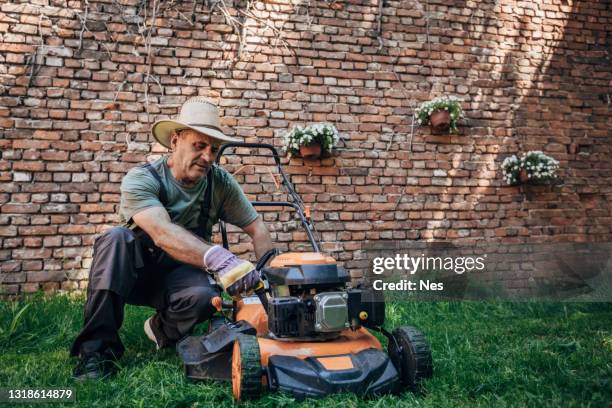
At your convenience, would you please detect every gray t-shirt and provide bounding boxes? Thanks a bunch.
[119,156,258,241]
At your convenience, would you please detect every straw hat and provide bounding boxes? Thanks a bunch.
[151,97,240,148]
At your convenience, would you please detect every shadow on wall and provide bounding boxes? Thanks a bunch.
[421,0,609,242]
[509,0,610,242]
[352,0,609,284]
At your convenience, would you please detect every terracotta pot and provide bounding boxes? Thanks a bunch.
[430,109,451,130]
[300,144,322,159]
[519,168,529,183]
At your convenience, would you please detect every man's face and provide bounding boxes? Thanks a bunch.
[170,129,220,184]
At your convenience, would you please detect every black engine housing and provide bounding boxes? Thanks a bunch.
[263,264,385,338]
[268,296,314,337]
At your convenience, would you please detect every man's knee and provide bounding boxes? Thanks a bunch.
[174,286,220,319]
[97,227,135,246]
[190,286,219,314]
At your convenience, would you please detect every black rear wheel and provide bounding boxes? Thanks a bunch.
[388,326,433,392]
[232,334,263,401]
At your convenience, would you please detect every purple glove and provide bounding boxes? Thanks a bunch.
[203,245,261,298]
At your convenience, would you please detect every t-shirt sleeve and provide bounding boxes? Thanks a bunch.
[217,169,258,228]
[119,167,165,225]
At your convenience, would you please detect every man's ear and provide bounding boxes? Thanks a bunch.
[170,130,180,150]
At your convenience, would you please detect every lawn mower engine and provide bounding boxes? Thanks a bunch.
[264,252,384,341]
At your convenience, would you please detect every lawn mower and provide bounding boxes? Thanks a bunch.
[177,142,433,401]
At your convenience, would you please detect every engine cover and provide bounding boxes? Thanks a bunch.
[314,292,349,332]
[262,252,349,287]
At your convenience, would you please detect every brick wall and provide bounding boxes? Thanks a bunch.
[0,0,610,295]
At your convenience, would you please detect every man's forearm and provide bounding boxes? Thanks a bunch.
[242,216,275,260]
[154,223,212,267]
[252,230,275,259]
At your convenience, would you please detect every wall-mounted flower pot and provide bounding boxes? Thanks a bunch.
[300,143,322,159]
[519,183,553,200]
[517,178,563,200]
[430,109,450,131]
[519,168,529,183]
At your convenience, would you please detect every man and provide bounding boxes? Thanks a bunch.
[71,97,274,380]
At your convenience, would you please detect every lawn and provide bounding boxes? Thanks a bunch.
[0,295,610,407]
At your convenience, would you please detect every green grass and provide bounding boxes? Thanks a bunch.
[0,295,610,407]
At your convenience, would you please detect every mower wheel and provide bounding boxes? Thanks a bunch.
[388,326,433,392]
[232,334,263,401]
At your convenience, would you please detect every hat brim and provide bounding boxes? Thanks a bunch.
[151,120,240,148]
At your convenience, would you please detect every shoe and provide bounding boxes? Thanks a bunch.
[144,316,161,350]
[73,352,117,381]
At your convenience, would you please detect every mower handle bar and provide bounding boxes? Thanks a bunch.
[215,142,308,212]
[251,202,320,252]
[215,142,321,253]
[216,142,283,166]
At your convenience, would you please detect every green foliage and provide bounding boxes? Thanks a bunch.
[414,96,464,133]
[0,295,610,407]
[283,123,339,158]
[0,302,30,340]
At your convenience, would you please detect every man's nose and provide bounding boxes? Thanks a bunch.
[200,147,215,163]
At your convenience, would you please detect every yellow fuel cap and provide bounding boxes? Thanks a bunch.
[359,311,368,320]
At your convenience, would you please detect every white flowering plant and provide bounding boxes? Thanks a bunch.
[414,95,464,133]
[284,123,339,158]
[501,151,560,185]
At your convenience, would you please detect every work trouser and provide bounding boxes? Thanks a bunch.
[70,226,220,359]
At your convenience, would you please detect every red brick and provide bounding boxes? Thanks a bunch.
[1,203,40,213]
[12,248,52,259]
[26,270,65,282]
[12,161,45,171]
[18,226,58,235]
[12,140,50,149]
[0,226,17,236]
[79,203,115,213]
[22,260,42,270]
[0,261,21,273]
[23,237,42,247]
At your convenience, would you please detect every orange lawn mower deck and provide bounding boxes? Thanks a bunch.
[176,143,433,401]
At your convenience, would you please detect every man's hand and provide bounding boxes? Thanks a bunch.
[203,245,261,298]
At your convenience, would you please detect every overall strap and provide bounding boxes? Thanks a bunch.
[197,165,215,238]
[142,162,168,205]
[134,162,171,265]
